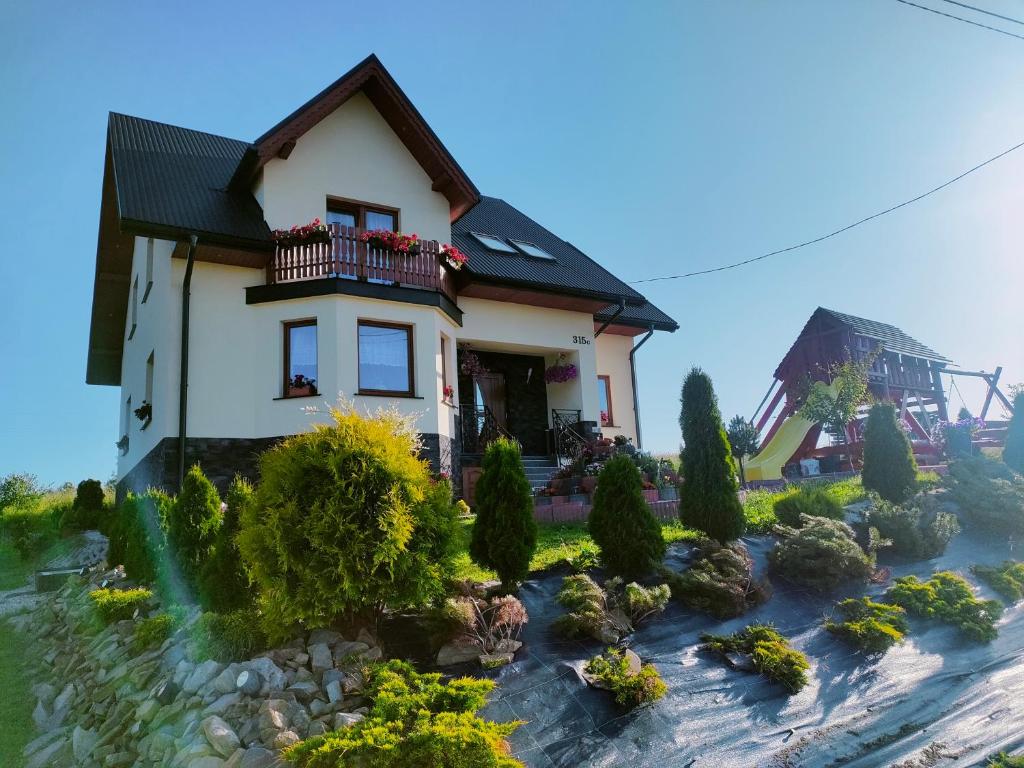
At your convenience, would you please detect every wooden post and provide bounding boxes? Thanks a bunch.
[980,366,1002,420]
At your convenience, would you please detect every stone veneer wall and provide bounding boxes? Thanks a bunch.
[118,433,456,502]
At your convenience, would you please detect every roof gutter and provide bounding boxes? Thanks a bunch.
[178,235,199,490]
[629,325,656,449]
[593,297,625,338]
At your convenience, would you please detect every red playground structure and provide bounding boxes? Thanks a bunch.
[744,307,1015,482]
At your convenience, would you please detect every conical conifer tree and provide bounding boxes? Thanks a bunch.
[862,403,917,503]
[470,437,538,588]
[1001,392,1024,475]
[589,455,666,577]
[678,368,745,544]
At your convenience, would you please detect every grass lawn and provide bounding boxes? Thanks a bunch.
[0,537,78,592]
[0,619,33,767]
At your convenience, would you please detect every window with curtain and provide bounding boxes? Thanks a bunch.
[358,321,413,395]
[284,320,318,396]
[327,200,397,231]
[597,375,613,426]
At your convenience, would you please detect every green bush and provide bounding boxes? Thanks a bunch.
[285,660,523,768]
[90,587,153,623]
[552,574,669,643]
[768,516,873,591]
[946,457,1024,536]
[199,476,254,612]
[194,609,267,662]
[862,403,918,503]
[166,465,221,584]
[866,493,959,560]
[134,614,175,651]
[105,492,168,583]
[469,437,537,588]
[886,571,1002,642]
[988,753,1024,768]
[824,597,908,652]
[701,624,810,693]
[773,486,844,527]
[678,367,745,544]
[60,479,106,532]
[583,649,667,709]
[238,404,459,641]
[588,455,666,578]
[1003,392,1024,474]
[663,539,769,618]
[970,561,1024,602]
[1,503,58,559]
[564,541,600,573]
[0,473,42,515]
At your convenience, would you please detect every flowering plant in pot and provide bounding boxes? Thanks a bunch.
[544,354,578,384]
[359,228,421,254]
[442,384,455,403]
[440,244,469,270]
[133,400,152,423]
[116,435,129,455]
[930,415,984,458]
[271,217,331,248]
[287,374,317,397]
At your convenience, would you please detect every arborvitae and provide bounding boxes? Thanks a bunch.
[1003,392,1024,475]
[469,437,538,588]
[589,455,666,578]
[199,475,255,612]
[862,403,917,503]
[678,368,746,544]
[168,464,222,583]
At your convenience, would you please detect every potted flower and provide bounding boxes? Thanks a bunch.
[359,229,421,254]
[440,244,469,270]
[116,435,129,455]
[287,374,317,397]
[442,384,455,403]
[134,400,152,425]
[544,354,578,384]
[271,218,331,248]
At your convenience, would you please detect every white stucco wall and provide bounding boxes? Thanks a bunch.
[595,333,639,445]
[258,92,452,244]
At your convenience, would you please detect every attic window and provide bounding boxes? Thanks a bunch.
[510,240,555,260]
[470,232,516,253]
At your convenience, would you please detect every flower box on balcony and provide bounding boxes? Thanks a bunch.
[440,244,468,270]
[272,218,330,248]
[360,229,420,254]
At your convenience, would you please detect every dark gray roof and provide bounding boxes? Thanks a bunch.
[452,197,647,304]
[819,307,951,362]
[108,113,271,247]
[595,300,678,332]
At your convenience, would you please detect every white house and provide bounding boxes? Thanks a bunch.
[86,55,677,498]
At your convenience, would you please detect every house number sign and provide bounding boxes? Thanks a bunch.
[572,335,591,345]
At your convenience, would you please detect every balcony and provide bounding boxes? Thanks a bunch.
[250,224,461,321]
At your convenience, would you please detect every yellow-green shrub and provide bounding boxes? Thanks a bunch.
[90,587,153,623]
[194,609,267,662]
[971,561,1024,602]
[824,597,907,652]
[583,648,667,709]
[702,624,810,693]
[886,571,1002,642]
[134,614,175,651]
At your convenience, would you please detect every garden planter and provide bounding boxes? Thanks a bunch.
[658,487,678,501]
[642,489,659,503]
[551,477,577,495]
[569,493,590,504]
[548,495,569,505]
[534,496,552,507]
[580,476,598,494]
[287,385,317,397]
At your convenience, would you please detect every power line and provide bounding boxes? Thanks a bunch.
[893,0,1024,41]
[630,137,1024,284]
[939,0,1024,27]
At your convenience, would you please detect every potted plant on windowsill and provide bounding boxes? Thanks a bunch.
[116,435,129,455]
[440,244,469,270]
[442,384,455,404]
[133,400,152,427]
[359,229,421,254]
[287,374,317,398]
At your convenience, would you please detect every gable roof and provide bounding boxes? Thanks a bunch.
[108,112,271,247]
[230,54,479,220]
[817,307,951,362]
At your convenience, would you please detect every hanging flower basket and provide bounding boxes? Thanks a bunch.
[440,244,469,270]
[133,400,152,423]
[459,349,489,377]
[360,229,421,254]
[544,354,578,384]
[272,218,331,248]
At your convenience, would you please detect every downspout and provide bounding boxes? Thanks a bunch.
[594,297,625,338]
[629,325,655,449]
[178,235,199,490]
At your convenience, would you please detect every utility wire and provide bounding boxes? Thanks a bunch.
[939,0,1024,27]
[893,0,1024,41]
[630,137,1024,284]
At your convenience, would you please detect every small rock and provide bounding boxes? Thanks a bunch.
[332,641,370,661]
[212,664,241,694]
[287,681,319,702]
[271,730,300,750]
[436,639,481,666]
[188,757,226,768]
[203,715,241,758]
[239,746,278,768]
[493,639,523,655]
[308,643,333,674]
[306,720,328,738]
[333,712,365,730]
[325,680,344,704]
[184,660,225,694]
[72,725,99,762]
[31,700,50,730]
[236,670,262,696]
[309,628,343,647]
[355,627,377,647]
[154,678,180,705]
[204,692,242,716]
[724,651,757,672]
[359,646,383,662]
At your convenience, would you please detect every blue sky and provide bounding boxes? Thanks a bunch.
[1,1,1022,485]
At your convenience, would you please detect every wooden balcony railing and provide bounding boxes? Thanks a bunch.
[268,224,457,304]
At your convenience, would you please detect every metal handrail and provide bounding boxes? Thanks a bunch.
[552,409,587,466]
[460,404,519,454]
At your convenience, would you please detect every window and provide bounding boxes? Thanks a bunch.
[283,320,318,397]
[440,334,452,402]
[509,239,555,260]
[142,238,154,302]
[128,277,138,340]
[470,232,517,253]
[143,352,154,426]
[358,321,414,396]
[124,395,132,435]
[597,375,613,427]
[327,199,398,231]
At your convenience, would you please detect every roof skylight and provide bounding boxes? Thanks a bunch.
[510,240,555,260]
[470,232,517,253]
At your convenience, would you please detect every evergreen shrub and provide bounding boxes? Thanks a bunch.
[862,403,918,503]
[60,479,106,532]
[886,571,1002,642]
[552,574,669,643]
[824,597,908,652]
[1003,391,1024,474]
[971,561,1024,602]
[583,649,667,709]
[167,465,221,583]
[663,539,770,618]
[701,624,810,693]
[866,493,959,560]
[589,455,666,577]
[90,587,153,623]
[773,486,844,527]
[134,614,175,651]
[768,516,873,591]
[946,457,1024,536]
[199,476,254,612]
[194,609,268,662]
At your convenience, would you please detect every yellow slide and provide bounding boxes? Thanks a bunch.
[743,412,817,482]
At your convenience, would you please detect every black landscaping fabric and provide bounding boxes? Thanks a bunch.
[475,528,1023,767]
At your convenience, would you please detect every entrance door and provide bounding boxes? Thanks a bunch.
[474,373,507,428]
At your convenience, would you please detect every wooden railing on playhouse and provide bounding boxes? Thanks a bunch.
[268,224,458,304]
